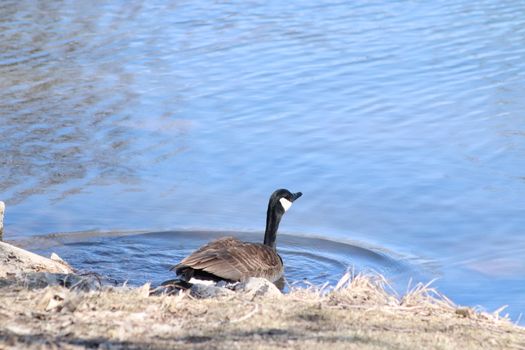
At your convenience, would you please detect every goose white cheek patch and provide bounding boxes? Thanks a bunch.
[279,198,293,212]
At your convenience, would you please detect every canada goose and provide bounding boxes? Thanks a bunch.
[171,189,302,284]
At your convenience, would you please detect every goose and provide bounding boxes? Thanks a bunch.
[170,189,302,284]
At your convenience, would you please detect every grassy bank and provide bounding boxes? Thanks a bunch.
[0,273,523,350]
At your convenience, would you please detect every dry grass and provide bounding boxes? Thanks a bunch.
[0,272,523,350]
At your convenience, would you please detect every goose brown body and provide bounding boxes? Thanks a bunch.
[171,189,302,284]
[173,237,284,282]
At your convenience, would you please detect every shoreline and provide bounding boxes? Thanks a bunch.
[0,241,523,349]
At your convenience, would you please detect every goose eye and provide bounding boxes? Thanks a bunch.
[279,197,292,212]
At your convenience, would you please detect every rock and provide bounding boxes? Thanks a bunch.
[215,280,230,288]
[14,272,105,291]
[48,253,75,277]
[235,277,282,298]
[0,271,118,292]
[0,240,119,292]
[190,282,234,298]
[0,241,74,278]
[50,252,63,262]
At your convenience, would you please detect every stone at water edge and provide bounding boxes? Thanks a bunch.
[50,252,68,264]
[190,282,235,298]
[0,241,74,278]
[234,277,283,298]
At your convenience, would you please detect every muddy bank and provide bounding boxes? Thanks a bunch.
[0,241,524,349]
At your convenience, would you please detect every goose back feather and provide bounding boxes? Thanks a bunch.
[172,237,283,282]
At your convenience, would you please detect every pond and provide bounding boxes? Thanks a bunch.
[1,0,524,322]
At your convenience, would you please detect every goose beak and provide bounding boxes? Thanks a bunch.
[291,192,302,202]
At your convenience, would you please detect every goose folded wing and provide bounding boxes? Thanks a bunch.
[173,237,281,281]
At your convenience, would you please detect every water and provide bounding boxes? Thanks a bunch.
[1,0,525,321]
[20,230,414,290]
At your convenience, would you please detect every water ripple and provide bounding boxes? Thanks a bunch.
[1,0,525,322]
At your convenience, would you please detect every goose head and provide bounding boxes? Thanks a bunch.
[264,189,302,249]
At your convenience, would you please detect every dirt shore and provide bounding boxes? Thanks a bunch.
[0,270,524,350]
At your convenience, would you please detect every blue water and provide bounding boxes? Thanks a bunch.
[23,230,415,291]
[1,0,524,322]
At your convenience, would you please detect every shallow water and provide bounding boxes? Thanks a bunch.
[22,230,416,291]
[1,0,525,321]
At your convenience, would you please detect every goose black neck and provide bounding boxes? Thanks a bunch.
[264,203,283,250]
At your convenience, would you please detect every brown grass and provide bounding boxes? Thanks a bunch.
[0,272,523,350]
